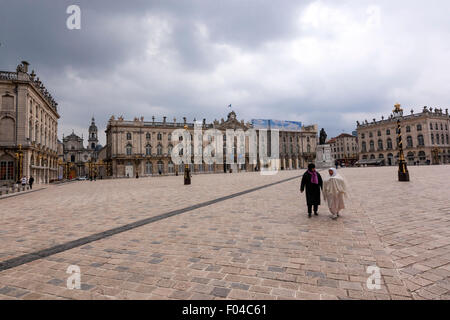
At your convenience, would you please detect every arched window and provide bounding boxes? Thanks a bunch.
[157,160,164,173]
[418,135,424,146]
[441,134,444,145]
[126,132,132,140]
[168,160,174,173]
[370,154,375,159]
[146,132,151,140]
[418,151,426,161]
[361,141,367,152]
[378,139,383,150]
[145,161,152,174]
[369,140,375,151]
[168,144,173,155]
[157,143,163,155]
[436,134,440,144]
[407,136,413,148]
[126,144,132,155]
[387,138,393,150]
[417,124,422,131]
[431,134,434,144]
[146,144,152,156]
[379,154,384,159]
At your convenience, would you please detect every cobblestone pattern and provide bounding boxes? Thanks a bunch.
[0,166,448,300]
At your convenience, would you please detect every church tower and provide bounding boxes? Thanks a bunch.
[88,117,99,150]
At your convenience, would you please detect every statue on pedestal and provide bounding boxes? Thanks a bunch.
[319,129,327,145]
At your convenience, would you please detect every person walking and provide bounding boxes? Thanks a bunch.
[29,176,34,190]
[21,176,27,188]
[300,163,323,218]
[323,168,349,220]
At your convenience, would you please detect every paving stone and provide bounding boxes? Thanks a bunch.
[0,168,447,300]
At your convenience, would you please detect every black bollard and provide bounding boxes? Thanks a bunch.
[184,166,191,185]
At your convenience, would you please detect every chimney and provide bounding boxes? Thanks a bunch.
[163,116,166,123]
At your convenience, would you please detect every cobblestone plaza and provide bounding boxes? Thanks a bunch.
[0,166,449,300]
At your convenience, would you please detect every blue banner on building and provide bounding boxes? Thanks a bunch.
[251,119,302,131]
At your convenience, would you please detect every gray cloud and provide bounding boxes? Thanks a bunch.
[1,0,450,145]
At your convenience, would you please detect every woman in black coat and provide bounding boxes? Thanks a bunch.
[300,163,323,218]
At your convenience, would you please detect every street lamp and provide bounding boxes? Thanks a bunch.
[392,103,410,182]
[183,124,191,185]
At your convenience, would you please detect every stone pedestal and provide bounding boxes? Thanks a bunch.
[315,144,334,169]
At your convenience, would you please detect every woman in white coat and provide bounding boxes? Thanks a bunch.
[323,168,349,219]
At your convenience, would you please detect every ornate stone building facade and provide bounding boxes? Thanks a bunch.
[61,117,103,179]
[356,106,450,165]
[327,133,359,166]
[0,61,59,185]
[105,111,317,178]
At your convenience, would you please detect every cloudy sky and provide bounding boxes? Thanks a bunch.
[1,0,450,146]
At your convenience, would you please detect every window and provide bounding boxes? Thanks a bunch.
[418,135,424,146]
[435,123,438,130]
[377,130,381,136]
[126,144,132,155]
[0,161,14,180]
[369,132,373,138]
[146,144,152,156]
[441,123,443,130]
[361,133,365,139]
[441,134,444,145]
[406,126,411,133]
[168,160,174,173]
[387,138,393,150]
[361,142,367,152]
[168,133,172,141]
[447,135,449,144]
[168,144,173,155]
[386,129,390,135]
[71,155,75,162]
[407,136,413,148]
[157,133,162,140]
[157,144,163,155]
[417,124,422,131]
[157,160,164,173]
[145,161,152,174]
[418,151,426,161]
[307,145,311,153]
[370,154,375,159]
[430,123,433,130]
[436,134,440,144]
[431,134,434,144]
[146,133,151,140]
[378,139,383,150]
[126,132,132,140]
[369,140,375,151]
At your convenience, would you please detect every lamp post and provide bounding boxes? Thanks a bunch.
[393,103,410,182]
[15,144,23,182]
[183,124,191,185]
